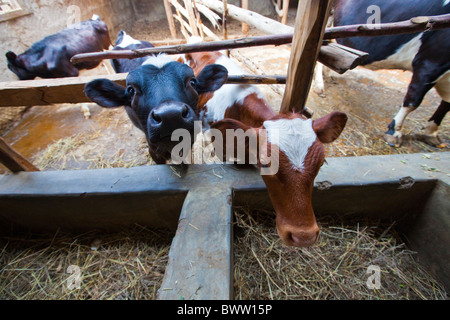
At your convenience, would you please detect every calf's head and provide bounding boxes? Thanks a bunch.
[212,111,347,247]
[84,55,227,162]
[6,52,35,80]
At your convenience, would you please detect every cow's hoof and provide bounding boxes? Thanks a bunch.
[413,133,447,148]
[384,133,402,148]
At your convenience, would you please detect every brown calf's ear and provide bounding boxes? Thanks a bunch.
[313,111,348,143]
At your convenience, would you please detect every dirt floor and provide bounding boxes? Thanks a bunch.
[1,13,448,174]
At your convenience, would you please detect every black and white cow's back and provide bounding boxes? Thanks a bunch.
[110,30,155,73]
[333,0,449,147]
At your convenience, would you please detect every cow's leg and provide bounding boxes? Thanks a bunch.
[384,64,436,147]
[423,100,449,147]
[384,106,415,147]
[312,62,325,97]
[80,103,91,119]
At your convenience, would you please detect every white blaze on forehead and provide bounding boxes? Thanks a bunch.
[142,54,175,69]
[263,118,317,171]
[204,55,262,122]
[116,32,142,48]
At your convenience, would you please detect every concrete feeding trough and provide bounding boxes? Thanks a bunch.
[0,152,448,299]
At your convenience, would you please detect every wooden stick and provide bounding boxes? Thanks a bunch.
[324,13,450,40]
[0,137,39,173]
[280,0,332,114]
[222,0,229,56]
[241,0,249,34]
[281,0,289,25]
[163,0,178,39]
[227,75,286,84]
[71,33,295,63]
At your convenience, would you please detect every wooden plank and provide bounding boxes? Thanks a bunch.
[197,0,293,35]
[0,73,287,107]
[319,42,368,74]
[0,73,126,107]
[0,137,39,173]
[183,0,200,37]
[157,185,233,300]
[280,0,332,114]
[163,0,178,39]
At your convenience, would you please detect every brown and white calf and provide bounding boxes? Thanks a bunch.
[181,51,348,247]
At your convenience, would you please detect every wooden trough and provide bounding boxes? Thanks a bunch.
[0,153,449,298]
[1,0,449,299]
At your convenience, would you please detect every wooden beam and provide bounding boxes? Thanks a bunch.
[319,41,368,74]
[280,0,332,114]
[0,137,39,173]
[0,73,126,107]
[198,0,293,34]
[0,74,287,107]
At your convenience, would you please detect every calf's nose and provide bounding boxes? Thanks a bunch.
[148,102,195,140]
[281,224,320,248]
[150,103,191,125]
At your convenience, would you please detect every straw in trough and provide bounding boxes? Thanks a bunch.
[233,208,447,300]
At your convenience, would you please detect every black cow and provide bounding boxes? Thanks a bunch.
[334,0,449,147]
[84,54,228,164]
[6,16,111,80]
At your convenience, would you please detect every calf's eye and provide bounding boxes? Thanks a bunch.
[190,78,198,89]
[126,86,135,96]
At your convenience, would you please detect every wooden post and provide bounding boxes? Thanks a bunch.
[281,0,289,25]
[241,0,249,34]
[223,0,229,56]
[183,0,200,37]
[163,0,178,39]
[0,137,39,173]
[280,0,332,114]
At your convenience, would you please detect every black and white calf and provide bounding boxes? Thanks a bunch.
[110,30,155,73]
[6,15,111,80]
[334,0,449,147]
[84,53,228,163]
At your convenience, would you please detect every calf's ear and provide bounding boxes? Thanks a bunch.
[84,79,130,108]
[195,64,228,93]
[6,51,17,61]
[312,111,347,143]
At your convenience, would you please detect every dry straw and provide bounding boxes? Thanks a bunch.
[0,225,173,300]
[233,208,447,300]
